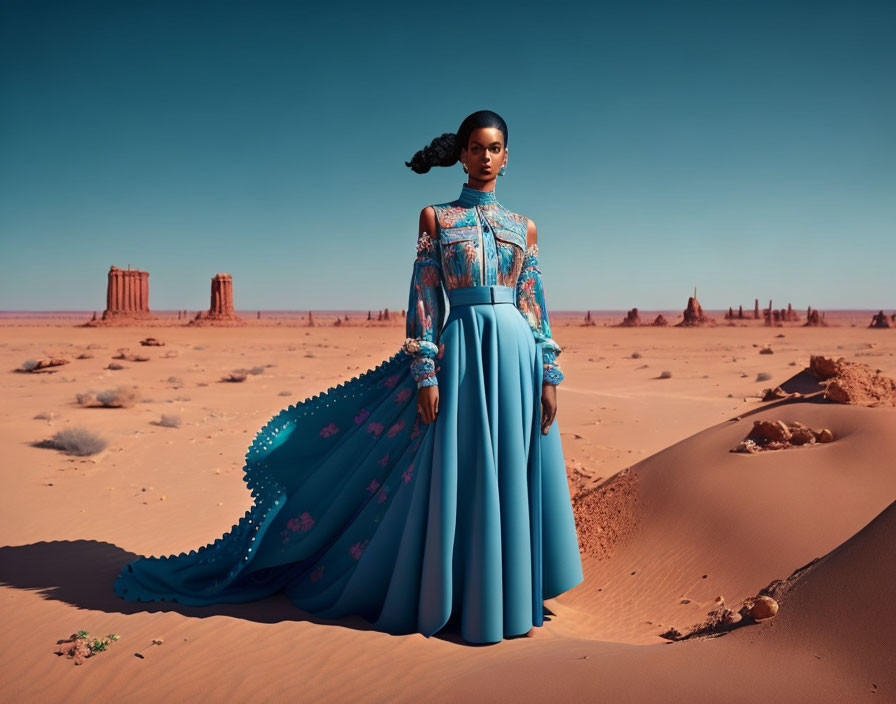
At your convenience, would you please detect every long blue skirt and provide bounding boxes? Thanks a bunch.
[114,285,584,644]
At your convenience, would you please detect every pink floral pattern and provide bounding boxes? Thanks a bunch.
[402,464,414,484]
[349,539,369,561]
[386,419,405,438]
[353,408,370,425]
[287,512,314,532]
[366,421,384,436]
[319,422,339,438]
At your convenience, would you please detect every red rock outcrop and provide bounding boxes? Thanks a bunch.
[809,355,896,407]
[651,314,668,326]
[207,273,239,320]
[803,308,827,327]
[870,310,891,328]
[189,273,246,326]
[675,296,713,327]
[91,266,154,324]
[619,308,641,327]
[753,298,759,319]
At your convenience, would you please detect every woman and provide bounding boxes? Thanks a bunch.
[114,110,583,644]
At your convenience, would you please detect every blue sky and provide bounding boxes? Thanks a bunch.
[1,0,893,311]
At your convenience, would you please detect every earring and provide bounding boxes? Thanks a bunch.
[499,163,506,176]
[462,162,468,174]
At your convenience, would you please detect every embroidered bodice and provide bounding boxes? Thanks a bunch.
[405,183,564,388]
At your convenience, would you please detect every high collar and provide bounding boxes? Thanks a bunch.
[457,183,498,207]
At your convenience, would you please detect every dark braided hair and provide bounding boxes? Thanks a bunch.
[405,110,508,174]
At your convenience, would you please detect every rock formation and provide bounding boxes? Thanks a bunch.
[207,273,239,320]
[619,307,641,327]
[870,310,891,328]
[583,310,596,326]
[189,273,246,326]
[754,299,759,319]
[809,355,896,407]
[651,314,668,326]
[784,303,799,322]
[676,294,712,327]
[803,308,827,327]
[90,266,154,324]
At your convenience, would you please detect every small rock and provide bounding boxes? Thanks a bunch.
[746,595,778,621]
[814,428,834,443]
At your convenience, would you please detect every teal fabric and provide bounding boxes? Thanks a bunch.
[114,229,584,645]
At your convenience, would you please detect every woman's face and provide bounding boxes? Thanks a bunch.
[460,127,506,185]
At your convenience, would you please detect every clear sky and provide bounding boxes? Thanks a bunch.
[1,0,893,312]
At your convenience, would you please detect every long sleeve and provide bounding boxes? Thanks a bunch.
[515,244,565,385]
[404,230,446,388]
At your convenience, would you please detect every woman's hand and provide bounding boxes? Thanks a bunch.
[541,382,557,434]
[418,385,439,424]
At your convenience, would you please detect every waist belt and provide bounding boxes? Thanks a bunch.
[447,285,516,307]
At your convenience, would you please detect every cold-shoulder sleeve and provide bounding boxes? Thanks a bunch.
[516,243,565,385]
[404,230,446,388]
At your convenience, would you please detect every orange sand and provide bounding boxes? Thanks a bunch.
[1,311,894,703]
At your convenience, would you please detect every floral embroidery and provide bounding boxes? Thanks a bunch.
[402,464,414,484]
[406,188,564,387]
[319,422,339,438]
[353,408,370,425]
[386,419,405,438]
[376,487,388,503]
[409,417,422,439]
[394,387,413,404]
[366,421,384,436]
[287,512,314,532]
[382,374,400,388]
[366,479,380,493]
[377,452,390,467]
[349,539,369,561]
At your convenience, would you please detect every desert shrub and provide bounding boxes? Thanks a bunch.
[756,372,772,382]
[21,359,39,371]
[49,427,107,456]
[33,411,55,420]
[278,390,292,396]
[631,352,642,359]
[167,376,183,385]
[96,385,140,407]
[107,362,124,370]
[157,414,182,428]
[76,391,96,406]
[659,370,672,379]
[249,366,265,375]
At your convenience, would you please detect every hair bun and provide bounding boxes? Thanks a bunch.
[405,132,461,174]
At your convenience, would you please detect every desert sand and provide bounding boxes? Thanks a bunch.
[1,309,894,703]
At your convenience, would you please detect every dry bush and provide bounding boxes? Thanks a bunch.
[659,370,672,379]
[157,414,182,428]
[49,427,108,456]
[76,391,97,406]
[756,372,772,382]
[96,385,140,408]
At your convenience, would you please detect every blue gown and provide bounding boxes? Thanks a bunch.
[114,183,584,644]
